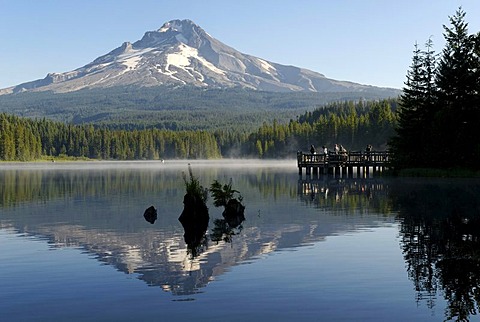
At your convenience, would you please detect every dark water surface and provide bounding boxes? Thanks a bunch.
[1,160,479,321]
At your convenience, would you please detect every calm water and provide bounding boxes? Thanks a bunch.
[1,160,479,321]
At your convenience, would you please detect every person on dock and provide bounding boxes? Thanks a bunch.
[334,144,339,154]
[339,145,348,161]
[365,144,372,161]
[310,144,316,154]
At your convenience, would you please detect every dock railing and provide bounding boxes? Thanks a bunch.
[297,150,391,176]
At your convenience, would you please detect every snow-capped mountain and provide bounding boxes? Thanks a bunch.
[1,19,398,95]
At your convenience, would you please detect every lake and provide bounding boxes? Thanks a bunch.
[1,160,479,321]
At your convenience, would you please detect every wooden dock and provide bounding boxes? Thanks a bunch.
[297,150,391,177]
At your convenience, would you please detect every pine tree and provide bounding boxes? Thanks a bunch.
[435,7,479,167]
[390,41,436,168]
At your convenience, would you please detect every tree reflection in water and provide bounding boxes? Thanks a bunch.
[178,169,246,259]
[298,176,480,321]
[211,206,245,244]
[391,179,480,321]
[178,193,209,259]
[210,179,245,244]
[179,166,210,259]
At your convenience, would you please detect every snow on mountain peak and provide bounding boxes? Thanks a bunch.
[1,18,401,96]
[158,22,175,33]
[133,19,202,49]
[158,19,195,34]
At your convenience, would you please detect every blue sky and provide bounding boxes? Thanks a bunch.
[0,0,479,90]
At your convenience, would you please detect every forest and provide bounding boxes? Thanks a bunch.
[0,85,398,132]
[0,7,478,170]
[0,98,397,161]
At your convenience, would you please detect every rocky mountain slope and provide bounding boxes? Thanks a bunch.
[0,19,399,95]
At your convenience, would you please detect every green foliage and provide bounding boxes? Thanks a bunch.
[434,7,480,168]
[209,179,242,208]
[182,165,208,203]
[245,99,399,158]
[389,39,437,168]
[0,112,225,161]
[0,113,42,161]
[0,96,401,161]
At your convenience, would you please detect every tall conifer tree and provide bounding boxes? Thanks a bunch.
[390,40,436,168]
[435,7,479,167]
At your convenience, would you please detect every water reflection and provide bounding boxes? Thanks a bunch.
[179,193,210,259]
[175,167,248,260]
[390,178,480,321]
[1,165,395,298]
[1,163,480,321]
[297,177,392,214]
[211,213,245,244]
[209,178,246,244]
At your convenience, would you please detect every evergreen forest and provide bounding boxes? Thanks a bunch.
[0,98,397,161]
[0,86,397,132]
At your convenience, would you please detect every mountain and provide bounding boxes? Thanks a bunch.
[0,19,399,95]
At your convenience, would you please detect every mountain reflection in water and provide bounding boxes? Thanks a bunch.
[1,161,480,321]
[0,163,394,297]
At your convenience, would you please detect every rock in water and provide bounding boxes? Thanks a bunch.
[143,205,157,224]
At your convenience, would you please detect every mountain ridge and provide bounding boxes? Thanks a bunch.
[0,19,400,96]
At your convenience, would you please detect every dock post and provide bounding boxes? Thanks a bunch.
[335,166,341,178]
[297,151,303,176]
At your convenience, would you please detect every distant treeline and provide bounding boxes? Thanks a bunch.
[243,98,398,158]
[0,113,221,160]
[0,98,398,161]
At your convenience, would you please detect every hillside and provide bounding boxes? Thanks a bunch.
[0,86,399,131]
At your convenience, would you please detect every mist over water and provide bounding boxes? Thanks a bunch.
[0,159,297,170]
